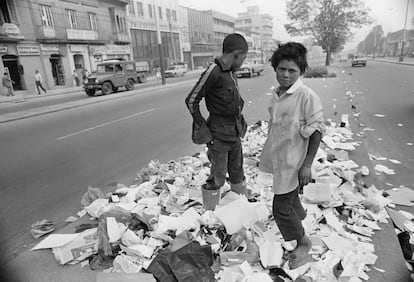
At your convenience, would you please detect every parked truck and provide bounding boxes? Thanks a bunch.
[83,60,149,96]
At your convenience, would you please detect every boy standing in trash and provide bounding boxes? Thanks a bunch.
[185,33,249,195]
[259,42,324,269]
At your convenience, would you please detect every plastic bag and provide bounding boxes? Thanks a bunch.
[81,186,105,206]
[97,207,132,257]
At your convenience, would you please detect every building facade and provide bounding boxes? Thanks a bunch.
[235,6,277,56]
[0,0,131,93]
[127,0,181,71]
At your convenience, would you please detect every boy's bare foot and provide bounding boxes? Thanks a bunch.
[287,235,312,269]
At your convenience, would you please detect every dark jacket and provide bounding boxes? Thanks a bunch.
[185,58,246,142]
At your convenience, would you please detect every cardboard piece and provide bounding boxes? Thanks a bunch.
[32,234,80,251]
[52,228,98,264]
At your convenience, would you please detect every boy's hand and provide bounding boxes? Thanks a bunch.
[298,165,312,187]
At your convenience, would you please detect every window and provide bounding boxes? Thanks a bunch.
[39,5,54,27]
[88,12,97,30]
[148,4,153,18]
[116,15,127,33]
[166,8,170,20]
[158,7,162,20]
[0,0,18,24]
[137,2,143,17]
[172,10,177,22]
[65,9,77,29]
[128,0,135,16]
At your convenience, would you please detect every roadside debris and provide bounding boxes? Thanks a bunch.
[31,118,413,281]
[30,219,55,238]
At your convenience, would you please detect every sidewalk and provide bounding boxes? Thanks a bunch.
[370,56,414,66]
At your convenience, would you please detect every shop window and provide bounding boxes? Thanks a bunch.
[88,12,97,30]
[39,5,54,27]
[65,9,78,29]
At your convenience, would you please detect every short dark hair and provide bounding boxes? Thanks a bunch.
[223,33,248,54]
[270,42,308,74]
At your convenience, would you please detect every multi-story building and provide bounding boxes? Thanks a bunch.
[235,6,277,55]
[127,0,180,71]
[0,0,131,92]
[183,7,235,69]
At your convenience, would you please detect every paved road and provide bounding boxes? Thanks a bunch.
[0,61,412,281]
[336,60,414,191]
[0,72,202,115]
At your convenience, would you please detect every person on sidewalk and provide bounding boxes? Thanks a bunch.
[2,72,14,96]
[259,42,325,269]
[72,70,79,86]
[34,70,46,95]
[185,33,249,195]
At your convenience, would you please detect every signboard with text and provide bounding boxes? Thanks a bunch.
[0,45,8,53]
[67,29,97,40]
[17,45,40,56]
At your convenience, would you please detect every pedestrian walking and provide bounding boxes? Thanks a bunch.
[34,70,47,95]
[2,72,14,96]
[155,66,161,80]
[73,70,79,86]
[259,42,325,269]
[185,33,249,195]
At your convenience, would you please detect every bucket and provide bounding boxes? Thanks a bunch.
[201,184,221,211]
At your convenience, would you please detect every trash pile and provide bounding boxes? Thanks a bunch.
[32,118,414,281]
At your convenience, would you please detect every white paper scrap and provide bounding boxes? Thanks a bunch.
[107,217,127,243]
[214,197,258,234]
[374,164,395,175]
[374,114,386,118]
[259,241,283,268]
[32,234,79,251]
[388,159,401,164]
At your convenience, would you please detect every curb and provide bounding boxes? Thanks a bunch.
[369,58,414,66]
[0,79,197,124]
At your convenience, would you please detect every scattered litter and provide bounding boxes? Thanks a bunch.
[265,93,272,96]
[385,188,414,206]
[65,216,78,223]
[374,114,386,118]
[378,138,383,141]
[407,143,413,146]
[30,219,55,238]
[398,123,404,127]
[29,119,410,281]
[374,164,395,175]
[389,159,402,164]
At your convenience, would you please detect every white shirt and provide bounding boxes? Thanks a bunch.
[35,73,42,82]
[259,79,325,194]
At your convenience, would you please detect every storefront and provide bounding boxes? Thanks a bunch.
[0,44,26,92]
[40,44,69,88]
[105,44,131,61]
[67,44,92,86]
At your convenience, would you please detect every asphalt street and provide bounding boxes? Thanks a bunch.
[0,61,413,281]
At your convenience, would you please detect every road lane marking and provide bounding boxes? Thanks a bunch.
[56,108,155,141]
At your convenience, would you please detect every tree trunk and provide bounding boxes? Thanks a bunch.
[325,47,331,66]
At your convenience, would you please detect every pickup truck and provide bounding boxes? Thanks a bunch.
[236,59,264,78]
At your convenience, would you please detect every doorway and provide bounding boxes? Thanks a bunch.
[50,54,65,85]
[73,54,84,84]
[2,54,24,90]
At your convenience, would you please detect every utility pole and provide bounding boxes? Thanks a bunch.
[399,0,410,62]
[167,0,177,63]
[153,0,166,84]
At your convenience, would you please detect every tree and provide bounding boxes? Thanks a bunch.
[285,0,372,65]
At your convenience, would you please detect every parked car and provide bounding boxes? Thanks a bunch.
[84,60,147,96]
[164,65,187,77]
[236,59,264,78]
[351,56,367,67]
